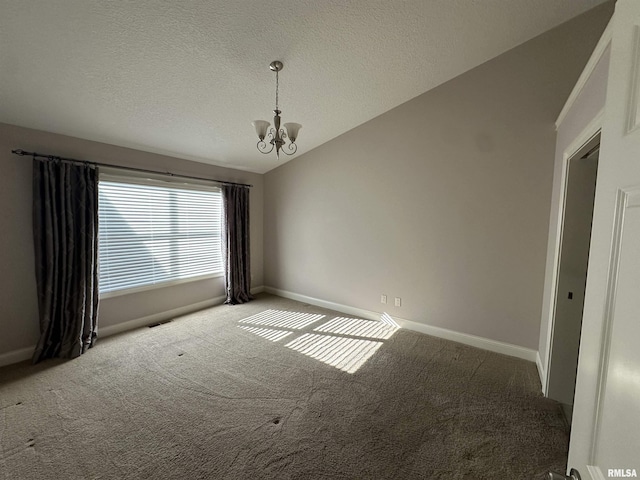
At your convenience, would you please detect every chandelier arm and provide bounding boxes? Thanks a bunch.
[257,140,275,154]
[281,142,298,156]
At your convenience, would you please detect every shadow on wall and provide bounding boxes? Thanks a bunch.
[237,309,399,373]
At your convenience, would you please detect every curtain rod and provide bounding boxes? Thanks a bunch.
[11,149,253,188]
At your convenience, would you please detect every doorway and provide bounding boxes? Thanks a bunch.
[546,134,599,427]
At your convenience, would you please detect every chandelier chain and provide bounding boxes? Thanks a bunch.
[275,69,279,111]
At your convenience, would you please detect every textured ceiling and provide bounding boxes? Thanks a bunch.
[0,0,608,173]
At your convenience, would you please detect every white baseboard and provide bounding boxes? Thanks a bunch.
[102,285,265,338]
[103,286,264,339]
[1,285,537,369]
[264,286,383,321]
[264,286,538,363]
[0,288,270,368]
[251,285,265,295]
[536,351,547,393]
[99,295,227,337]
[0,346,34,367]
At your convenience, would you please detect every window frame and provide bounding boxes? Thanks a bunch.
[98,169,224,298]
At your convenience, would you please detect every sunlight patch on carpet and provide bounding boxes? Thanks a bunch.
[239,326,293,342]
[237,310,402,373]
[285,333,383,374]
[238,309,325,329]
[313,317,398,340]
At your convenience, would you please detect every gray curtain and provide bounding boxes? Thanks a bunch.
[32,158,99,363]
[222,184,253,304]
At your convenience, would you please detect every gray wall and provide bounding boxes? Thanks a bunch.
[263,4,613,350]
[0,122,263,357]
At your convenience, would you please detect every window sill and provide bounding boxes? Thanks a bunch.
[99,272,224,299]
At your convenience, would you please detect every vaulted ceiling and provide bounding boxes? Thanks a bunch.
[0,0,609,173]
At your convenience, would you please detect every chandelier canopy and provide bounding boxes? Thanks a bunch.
[252,61,301,158]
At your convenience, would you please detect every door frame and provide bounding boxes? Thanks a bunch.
[539,18,613,395]
[542,112,603,396]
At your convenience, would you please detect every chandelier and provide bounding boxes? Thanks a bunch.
[252,61,301,158]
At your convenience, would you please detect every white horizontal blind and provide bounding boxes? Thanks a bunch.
[98,175,223,295]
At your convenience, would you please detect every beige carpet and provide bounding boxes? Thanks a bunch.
[0,293,568,479]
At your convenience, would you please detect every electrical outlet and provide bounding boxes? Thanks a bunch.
[381,294,387,304]
[394,297,401,307]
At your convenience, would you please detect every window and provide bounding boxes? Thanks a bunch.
[98,174,223,296]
